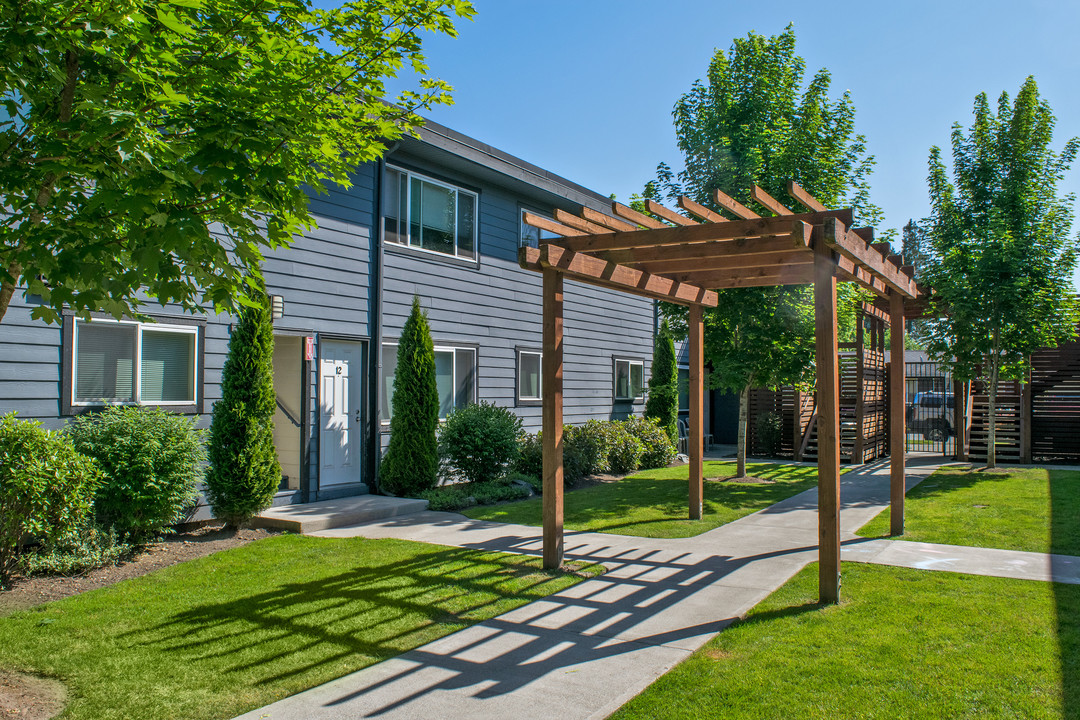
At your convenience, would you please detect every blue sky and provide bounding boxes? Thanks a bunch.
[381,0,1080,283]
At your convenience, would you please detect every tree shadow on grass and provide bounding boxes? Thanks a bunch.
[1048,469,1080,718]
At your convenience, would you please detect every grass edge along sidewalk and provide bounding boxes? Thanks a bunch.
[612,561,1077,720]
[0,534,601,720]
[462,461,820,538]
[858,466,1080,556]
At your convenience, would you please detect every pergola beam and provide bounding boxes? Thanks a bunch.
[519,245,718,307]
[750,185,793,216]
[612,201,668,229]
[645,199,698,226]
[581,206,638,232]
[713,188,760,220]
[540,212,839,254]
[669,263,816,288]
[789,180,828,212]
[553,209,609,235]
[678,195,726,223]
[604,231,811,266]
[823,217,918,298]
[633,249,813,274]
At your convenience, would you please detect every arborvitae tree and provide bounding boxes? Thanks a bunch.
[205,294,280,529]
[645,320,679,447]
[379,296,440,495]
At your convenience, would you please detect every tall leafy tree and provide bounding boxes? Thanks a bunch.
[645,319,679,447]
[923,76,1080,468]
[379,296,439,495]
[205,292,280,529]
[655,25,878,476]
[0,0,474,324]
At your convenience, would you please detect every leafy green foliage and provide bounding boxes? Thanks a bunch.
[380,296,439,495]
[624,416,676,469]
[67,406,203,540]
[654,25,878,475]
[19,524,133,577]
[419,477,530,512]
[753,411,784,457]
[922,77,1080,467]
[645,320,679,446]
[438,402,522,484]
[0,0,475,324]
[514,431,543,479]
[205,296,279,527]
[566,420,614,476]
[0,413,100,587]
[605,422,644,475]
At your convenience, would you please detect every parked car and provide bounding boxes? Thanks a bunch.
[906,391,955,441]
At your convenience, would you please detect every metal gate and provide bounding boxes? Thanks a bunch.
[904,361,955,456]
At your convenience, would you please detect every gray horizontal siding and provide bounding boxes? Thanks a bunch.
[379,153,655,435]
[0,301,62,424]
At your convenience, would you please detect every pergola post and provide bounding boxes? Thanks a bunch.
[542,269,564,570]
[954,377,969,461]
[889,292,906,536]
[688,304,704,520]
[814,236,841,604]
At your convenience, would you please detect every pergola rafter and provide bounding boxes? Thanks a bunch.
[518,181,917,604]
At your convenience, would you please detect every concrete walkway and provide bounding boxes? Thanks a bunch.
[235,458,1076,720]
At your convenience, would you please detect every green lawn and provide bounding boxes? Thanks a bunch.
[0,534,600,720]
[613,562,1077,719]
[858,466,1080,556]
[462,461,819,538]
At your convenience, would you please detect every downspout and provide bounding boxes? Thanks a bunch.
[369,156,386,492]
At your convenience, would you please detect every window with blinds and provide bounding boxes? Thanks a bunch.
[380,342,477,423]
[72,319,198,406]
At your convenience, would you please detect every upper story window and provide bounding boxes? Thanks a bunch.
[66,317,202,412]
[383,166,476,260]
[520,208,560,248]
[613,357,645,402]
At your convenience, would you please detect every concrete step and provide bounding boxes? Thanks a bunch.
[253,495,428,534]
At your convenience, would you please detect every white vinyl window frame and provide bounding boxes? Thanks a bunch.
[613,357,645,402]
[70,317,200,408]
[380,341,478,425]
[383,165,478,260]
[519,207,561,248]
[516,348,542,405]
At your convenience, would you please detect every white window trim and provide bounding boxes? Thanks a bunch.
[384,165,478,260]
[380,342,478,425]
[613,357,645,402]
[517,349,543,403]
[71,317,200,408]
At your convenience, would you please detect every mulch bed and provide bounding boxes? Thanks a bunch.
[0,523,280,719]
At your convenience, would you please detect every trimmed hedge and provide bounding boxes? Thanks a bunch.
[439,402,522,484]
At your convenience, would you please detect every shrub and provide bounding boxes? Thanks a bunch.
[419,477,530,512]
[625,416,676,469]
[754,411,784,457]
[19,524,133,577]
[606,421,644,474]
[515,432,543,479]
[205,296,281,529]
[380,296,440,496]
[439,402,522,484]
[0,413,100,588]
[645,320,679,447]
[566,420,613,476]
[68,406,203,541]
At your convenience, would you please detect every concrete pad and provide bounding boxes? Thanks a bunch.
[253,495,428,533]
[843,539,1080,584]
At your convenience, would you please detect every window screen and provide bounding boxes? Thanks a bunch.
[518,351,541,401]
[140,330,195,402]
[75,322,136,402]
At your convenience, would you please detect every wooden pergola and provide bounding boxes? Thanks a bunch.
[520,182,919,604]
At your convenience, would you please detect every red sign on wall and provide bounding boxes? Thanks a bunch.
[305,336,315,361]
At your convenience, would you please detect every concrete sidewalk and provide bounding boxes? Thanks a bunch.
[235,460,943,720]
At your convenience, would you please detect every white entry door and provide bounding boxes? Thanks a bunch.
[319,339,363,487]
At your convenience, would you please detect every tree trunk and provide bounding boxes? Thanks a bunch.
[0,268,18,324]
[987,348,999,470]
[737,384,749,478]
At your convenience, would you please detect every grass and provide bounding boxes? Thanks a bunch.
[0,534,601,720]
[612,562,1078,719]
[461,461,820,538]
[858,466,1080,556]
